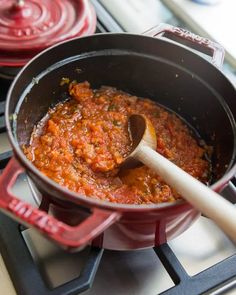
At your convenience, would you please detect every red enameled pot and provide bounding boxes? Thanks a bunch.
[1,23,236,251]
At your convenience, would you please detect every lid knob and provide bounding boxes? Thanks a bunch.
[14,0,25,8]
[7,0,29,20]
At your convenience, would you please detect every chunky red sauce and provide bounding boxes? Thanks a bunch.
[24,81,210,204]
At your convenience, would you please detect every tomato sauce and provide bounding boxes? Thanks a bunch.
[23,81,210,204]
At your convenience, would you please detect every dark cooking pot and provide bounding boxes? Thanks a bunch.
[1,23,236,251]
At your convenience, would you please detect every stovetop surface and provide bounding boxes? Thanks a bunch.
[1,175,236,295]
[0,1,236,295]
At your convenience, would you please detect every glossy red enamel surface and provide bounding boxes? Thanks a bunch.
[0,158,199,250]
[0,0,96,66]
[50,199,199,250]
[144,23,225,68]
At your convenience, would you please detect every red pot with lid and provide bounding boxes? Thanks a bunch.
[0,23,236,251]
[0,0,96,78]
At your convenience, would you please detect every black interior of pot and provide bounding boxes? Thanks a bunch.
[7,34,236,183]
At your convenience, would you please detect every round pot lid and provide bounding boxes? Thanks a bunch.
[0,0,96,66]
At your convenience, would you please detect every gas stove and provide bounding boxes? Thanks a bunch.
[0,1,236,295]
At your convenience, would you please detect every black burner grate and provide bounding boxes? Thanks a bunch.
[0,212,104,295]
[155,244,236,295]
[1,209,236,295]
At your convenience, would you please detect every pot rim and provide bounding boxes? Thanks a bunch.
[5,32,236,212]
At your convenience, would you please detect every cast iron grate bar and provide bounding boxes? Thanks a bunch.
[0,100,6,132]
[0,79,11,98]
[96,20,109,33]
[91,0,124,33]
[0,212,104,295]
[154,243,189,285]
[155,244,236,295]
[0,101,5,113]
[0,115,5,132]
[0,150,12,169]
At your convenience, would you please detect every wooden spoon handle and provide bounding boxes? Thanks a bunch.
[137,145,236,243]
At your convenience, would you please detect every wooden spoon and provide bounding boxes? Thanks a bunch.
[123,114,236,243]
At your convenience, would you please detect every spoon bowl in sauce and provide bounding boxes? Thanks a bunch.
[123,114,236,243]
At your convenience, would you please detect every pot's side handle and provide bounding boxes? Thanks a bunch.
[143,23,225,69]
[0,158,121,250]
